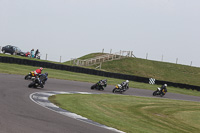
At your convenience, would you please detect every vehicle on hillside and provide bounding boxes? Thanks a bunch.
[1,45,24,56]
[35,52,41,59]
[24,51,31,57]
[112,84,129,93]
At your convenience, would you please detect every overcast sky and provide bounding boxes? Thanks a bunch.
[0,0,200,67]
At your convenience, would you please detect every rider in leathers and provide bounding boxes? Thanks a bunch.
[121,80,129,91]
[98,79,107,89]
[38,72,48,88]
[34,67,43,76]
[160,84,167,95]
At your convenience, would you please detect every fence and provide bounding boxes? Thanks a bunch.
[71,50,135,66]
[0,56,200,91]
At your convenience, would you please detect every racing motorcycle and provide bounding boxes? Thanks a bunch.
[24,71,35,80]
[152,87,167,97]
[28,76,42,88]
[91,82,107,90]
[28,73,48,88]
[112,84,128,93]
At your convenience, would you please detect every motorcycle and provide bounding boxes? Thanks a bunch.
[91,82,107,90]
[35,52,41,59]
[152,87,167,97]
[28,76,44,88]
[24,71,35,80]
[24,52,31,57]
[112,84,128,93]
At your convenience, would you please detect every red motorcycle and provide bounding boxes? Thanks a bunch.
[24,52,31,57]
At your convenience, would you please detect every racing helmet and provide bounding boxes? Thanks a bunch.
[164,84,167,87]
[45,72,48,76]
[40,67,43,71]
[126,80,129,83]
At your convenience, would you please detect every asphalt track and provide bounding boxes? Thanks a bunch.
[0,73,200,133]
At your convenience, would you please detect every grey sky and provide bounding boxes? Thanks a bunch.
[0,0,200,67]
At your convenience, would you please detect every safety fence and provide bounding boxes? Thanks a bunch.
[0,56,199,91]
[72,51,135,66]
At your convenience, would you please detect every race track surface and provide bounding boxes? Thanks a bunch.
[0,73,199,133]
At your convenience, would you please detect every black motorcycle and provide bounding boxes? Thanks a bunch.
[28,74,48,88]
[91,82,107,90]
[153,87,167,97]
[25,71,35,80]
[28,76,42,88]
[112,84,128,93]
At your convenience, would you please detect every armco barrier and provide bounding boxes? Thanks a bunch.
[0,56,200,91]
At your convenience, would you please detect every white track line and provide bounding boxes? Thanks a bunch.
[30,91,125,133]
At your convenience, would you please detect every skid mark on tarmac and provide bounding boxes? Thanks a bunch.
[30,91,125,133]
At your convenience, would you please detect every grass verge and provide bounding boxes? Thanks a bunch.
[49,94,200,133]
[0,62,200,96]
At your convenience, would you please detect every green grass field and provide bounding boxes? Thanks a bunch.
[1,54,200,133]
[0,62,200,97]
[49,94,200,133]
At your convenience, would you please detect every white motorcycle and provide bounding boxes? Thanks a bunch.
[112,84,128,93]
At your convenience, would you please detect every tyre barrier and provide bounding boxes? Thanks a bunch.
[0,56,200,91]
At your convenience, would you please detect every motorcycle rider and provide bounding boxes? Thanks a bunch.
[98,79,107,89]
[99,79,107,85]
[38,72,48,88]
[34,67,43,76]
[160,84,167,95]
[25,67,43,80]
[33,67,43,87]
[121,80,129,91]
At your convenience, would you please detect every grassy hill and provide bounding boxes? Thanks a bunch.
[96,57,200,86]
[67,53,200,86]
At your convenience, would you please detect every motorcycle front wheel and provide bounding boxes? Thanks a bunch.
[25,74,30,80]
[91,84,96,89]
[112,88,118,93]
[28,82,35,88]
[153,91,157,96]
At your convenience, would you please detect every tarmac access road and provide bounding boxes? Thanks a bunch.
[0,73,200,133]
